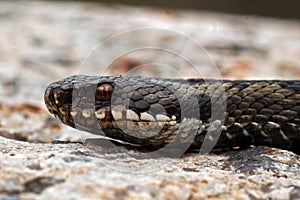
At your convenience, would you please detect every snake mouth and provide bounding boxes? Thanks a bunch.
[44,81,74,127]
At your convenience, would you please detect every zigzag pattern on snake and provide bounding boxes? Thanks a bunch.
[44,75,300,154]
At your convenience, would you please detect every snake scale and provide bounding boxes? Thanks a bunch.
[44,75,300,154]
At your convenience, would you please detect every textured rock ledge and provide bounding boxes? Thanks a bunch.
[1,137,300,199]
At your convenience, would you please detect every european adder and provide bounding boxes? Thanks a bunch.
[44,75,300,154]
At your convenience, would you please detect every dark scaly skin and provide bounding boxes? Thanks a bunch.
[44,75,300,154]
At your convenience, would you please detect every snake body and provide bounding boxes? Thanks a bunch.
[44,75,300,154]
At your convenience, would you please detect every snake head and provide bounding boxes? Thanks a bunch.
[44,75,115,128]
[44,75,200,148]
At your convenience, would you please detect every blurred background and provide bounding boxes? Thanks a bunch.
[56,0,300,19]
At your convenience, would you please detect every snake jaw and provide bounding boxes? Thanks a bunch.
[44,81,74,127]
[94,104,178,139]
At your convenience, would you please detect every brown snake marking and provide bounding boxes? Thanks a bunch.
[44,75,300,154]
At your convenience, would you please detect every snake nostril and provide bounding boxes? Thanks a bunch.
[62,91,72,105]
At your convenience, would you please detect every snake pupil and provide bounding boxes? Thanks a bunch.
[96,84,113,100]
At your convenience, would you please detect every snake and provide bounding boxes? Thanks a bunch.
[44,75,300,154]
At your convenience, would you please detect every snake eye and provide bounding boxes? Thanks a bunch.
[96,84,113,100]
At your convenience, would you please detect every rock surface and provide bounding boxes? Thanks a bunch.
[0,1,300,199]
[1,137,300,199]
